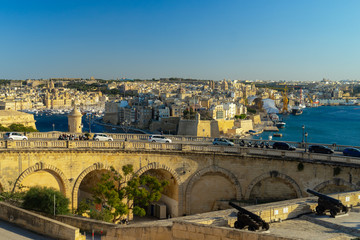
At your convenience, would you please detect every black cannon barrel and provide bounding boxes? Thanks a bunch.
[306,189,342,205]
[229,201,262,221]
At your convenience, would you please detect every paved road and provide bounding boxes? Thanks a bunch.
[0,220,54,240]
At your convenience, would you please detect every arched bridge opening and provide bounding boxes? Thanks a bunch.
[15,163,69,198]
[137,164,180,218]
[246,171,302,204]
[185,166,241,215]
[77,169,112,207]
[314,178,359,194]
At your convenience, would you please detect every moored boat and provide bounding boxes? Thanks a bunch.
[291,107,303,116]
[276,121,286,128]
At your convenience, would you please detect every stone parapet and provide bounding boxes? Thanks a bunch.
[0,202,84,240]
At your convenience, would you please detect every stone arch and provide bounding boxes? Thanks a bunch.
[313,178,359,194]
[14,162,70,197]
[245,171,302,200]
[72,162,112,210]
[136,162,182,217]
[185,166,242,215]
[136,162,181,184]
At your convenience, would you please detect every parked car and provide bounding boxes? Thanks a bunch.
[4,132,28,141]
[343,148,360,157]
[212,138,234,146]
[272,142,296,151]
[308,145,334,154]
[93,133,113,141]
[148,135,172,143]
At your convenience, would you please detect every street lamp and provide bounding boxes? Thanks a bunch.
[302,125,305,143]
[52,123,55,132]
[121,120,131,141]
[305,132,308,152]
[86,113,95,133]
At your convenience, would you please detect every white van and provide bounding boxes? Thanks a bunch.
[148,135,172,143]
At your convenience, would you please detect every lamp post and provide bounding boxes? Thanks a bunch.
[52,123,55,132]
[121,120,130,141]
[305,132,308,152]
[302,125,305,143]
[86,113,95,133]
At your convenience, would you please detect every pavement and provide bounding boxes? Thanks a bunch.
[268,210,360,240]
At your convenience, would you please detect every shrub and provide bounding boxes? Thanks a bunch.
[22,186,70,215]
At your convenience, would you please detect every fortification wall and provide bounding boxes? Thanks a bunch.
[177,120,198,136]
[216,119,234,134]
[0,110,36,129]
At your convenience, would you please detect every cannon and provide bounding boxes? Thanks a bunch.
[307,189,349,217]
[229,201,269,231]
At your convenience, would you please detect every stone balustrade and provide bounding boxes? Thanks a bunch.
[1,139,360,166]
[0,132,357,151]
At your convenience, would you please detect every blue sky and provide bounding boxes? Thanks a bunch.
[1,0,359,81]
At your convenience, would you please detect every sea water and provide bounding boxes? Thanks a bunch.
[254,105,360,146]
[34,106,360,146]
[34,114,125,133]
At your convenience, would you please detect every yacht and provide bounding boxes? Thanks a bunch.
[276,121,286,128]
[291,107,303,116]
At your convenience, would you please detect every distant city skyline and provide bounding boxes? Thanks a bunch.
[1,0,360,81]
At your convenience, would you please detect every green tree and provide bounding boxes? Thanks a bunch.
[22,186,70,215]
[8,124,38,132]
[88,165,168,223]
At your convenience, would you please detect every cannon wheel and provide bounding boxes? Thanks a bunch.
[262,222,270,231]
[330,209,337,218]
[248,225,257,231]
[234,221,245,229]
[316,206,325,215]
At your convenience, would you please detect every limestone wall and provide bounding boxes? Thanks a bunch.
[0,110,36,129]
[177,120,198,136]
[251,114,262,125]
[0,202,84,240]
[99,221,293,240]
[216,119,234,134]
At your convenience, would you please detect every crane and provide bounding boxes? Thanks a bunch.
[281,86,289,113]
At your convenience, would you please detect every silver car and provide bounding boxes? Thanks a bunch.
[212,138,234,146]
[148,135,172,143]
[93,133,113,141]
[4,132,28,141]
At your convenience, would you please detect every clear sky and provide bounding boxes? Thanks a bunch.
[1,0,359,81]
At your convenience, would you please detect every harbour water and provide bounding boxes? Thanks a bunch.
[34,105,360,146]
[34,114,125,134]
[253,105,360,147]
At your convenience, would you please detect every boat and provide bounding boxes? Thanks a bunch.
[276,121,286,128]
[273,133,282,137]
[248,129,263,135]
[269,113,279,122]
[291,107,303,116]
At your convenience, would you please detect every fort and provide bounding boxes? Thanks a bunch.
[0,133,359,218]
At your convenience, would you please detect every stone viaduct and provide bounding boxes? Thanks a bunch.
[1,137,360,217]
